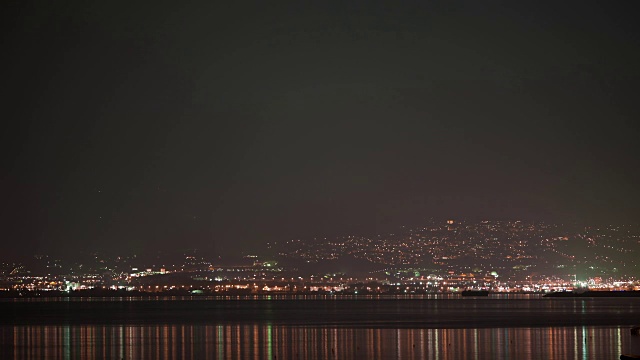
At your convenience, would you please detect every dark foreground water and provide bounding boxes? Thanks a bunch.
[1,295,639,359]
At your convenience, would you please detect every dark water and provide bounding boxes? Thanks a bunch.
[1,295,639,359]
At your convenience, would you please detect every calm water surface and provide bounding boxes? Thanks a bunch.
[1,295,638,359]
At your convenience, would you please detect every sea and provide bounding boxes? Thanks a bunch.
[1,294,638,359]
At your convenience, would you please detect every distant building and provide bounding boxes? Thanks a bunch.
[447,219,455,231]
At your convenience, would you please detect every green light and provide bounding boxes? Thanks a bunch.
[267,324,272,360]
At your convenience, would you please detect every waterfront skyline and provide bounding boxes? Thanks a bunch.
[2,219,638,283]
[4,2,640,259]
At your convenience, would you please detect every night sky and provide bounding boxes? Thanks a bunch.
[3,2,640,258]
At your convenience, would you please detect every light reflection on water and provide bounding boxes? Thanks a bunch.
[0,293,544,302]
[0,324,631,360]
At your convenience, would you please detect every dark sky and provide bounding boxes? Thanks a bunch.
[3,1,640,258]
